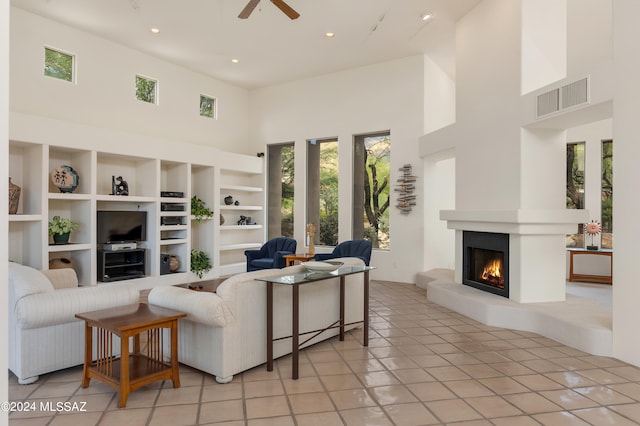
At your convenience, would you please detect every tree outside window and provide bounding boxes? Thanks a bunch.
[353,133,390,249]
[200,95,216,118]
[601,140,613,248]
[44,47,74,82]
[267,143,294,239]
[136,75,157,104]
[307,139,338,246]
[566,142,585,247]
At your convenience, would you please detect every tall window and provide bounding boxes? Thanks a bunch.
[267,143,295,239]
[353,132,391,249]
[601,140,613,248]
[44,47,74,82]
[307,139,338,246]
[566,142,585,247]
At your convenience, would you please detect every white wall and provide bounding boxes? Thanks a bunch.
[1,0,9,423]
[452,0,523,210]
[249,56,425,283]
[10,7,252,155]
[612,0,640,366]
[423,154,455,271]
[521,0,567,94]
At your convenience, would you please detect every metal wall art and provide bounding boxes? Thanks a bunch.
[395,164,416,214]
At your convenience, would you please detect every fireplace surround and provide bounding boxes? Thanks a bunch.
[440,209,588,303]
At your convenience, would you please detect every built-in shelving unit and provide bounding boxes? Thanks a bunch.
[8,131,264,288]
[218,169,265,276]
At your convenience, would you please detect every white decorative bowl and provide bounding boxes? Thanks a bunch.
[301,261,343,272]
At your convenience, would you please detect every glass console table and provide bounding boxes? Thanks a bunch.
[256,265,374,379]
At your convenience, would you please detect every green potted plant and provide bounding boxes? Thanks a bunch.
[48,215,80,244]
[190,249,212,278]
[191,195,214,223]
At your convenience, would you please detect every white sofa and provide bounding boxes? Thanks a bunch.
[8,262,140,384]
[149,257,366,383]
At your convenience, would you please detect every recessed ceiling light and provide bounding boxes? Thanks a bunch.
[325,32,335,38]
[231,58,240,63]
[150,28,160,34]
[421,13,433,22]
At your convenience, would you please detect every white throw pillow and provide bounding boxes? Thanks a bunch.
[9,262,54,302]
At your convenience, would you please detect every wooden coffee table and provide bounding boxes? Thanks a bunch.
[284,253,316,267]
[75,303,186,408]
[175,278,225,293]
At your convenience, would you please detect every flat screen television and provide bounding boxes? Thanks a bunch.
[97,210,147,244]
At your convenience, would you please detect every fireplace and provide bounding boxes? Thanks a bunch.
[463,231,509,298]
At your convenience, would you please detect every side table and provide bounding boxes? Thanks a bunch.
[75,303,186,408]
[284,253,316,267]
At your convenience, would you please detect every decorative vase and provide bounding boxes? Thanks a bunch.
[9,177,21,214]
[220,214,225,225]
[224,195,234,205]
[169,254,180,272]
[49,257,74,270]
[50,165,79,193]
[53,232,70,245]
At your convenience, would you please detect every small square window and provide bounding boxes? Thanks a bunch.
[44,47,74,82]
[200,95,216,118]
[136,75,158,104]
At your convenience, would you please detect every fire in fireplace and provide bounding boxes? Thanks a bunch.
[463,231,509,297]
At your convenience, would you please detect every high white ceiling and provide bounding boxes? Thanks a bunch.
[11,0,481,89]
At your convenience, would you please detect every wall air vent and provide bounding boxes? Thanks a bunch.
[537,89,559,117]
[561,77,588,109]
[536,77,589,118]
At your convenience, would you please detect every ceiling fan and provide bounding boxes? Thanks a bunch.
[238,0,300,20]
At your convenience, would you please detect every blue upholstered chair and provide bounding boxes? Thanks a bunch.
[314,239,372,266]
[245,237,297,272]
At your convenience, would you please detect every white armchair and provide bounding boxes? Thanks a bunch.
[8,262,140,384]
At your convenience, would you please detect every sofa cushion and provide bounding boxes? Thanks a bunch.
[148,286,235,328]
[9,262,54,302]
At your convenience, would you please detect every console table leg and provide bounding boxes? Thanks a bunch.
[364,270,369,347]
[266,281,274,372]
[339,276,345,341]
[292,285,299,379]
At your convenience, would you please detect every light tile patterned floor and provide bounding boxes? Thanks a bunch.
[8,281,640,425]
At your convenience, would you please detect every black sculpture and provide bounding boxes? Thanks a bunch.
[112,176,129,196]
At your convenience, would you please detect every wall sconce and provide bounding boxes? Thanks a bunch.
[395,164,416,214]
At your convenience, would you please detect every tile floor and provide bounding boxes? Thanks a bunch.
[8,281,640,426]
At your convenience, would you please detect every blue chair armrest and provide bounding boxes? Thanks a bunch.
[244,249,262,262]
[273,251,294,268]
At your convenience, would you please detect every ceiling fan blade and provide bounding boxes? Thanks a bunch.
[270,0,300,20]
[238,0,260,19]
